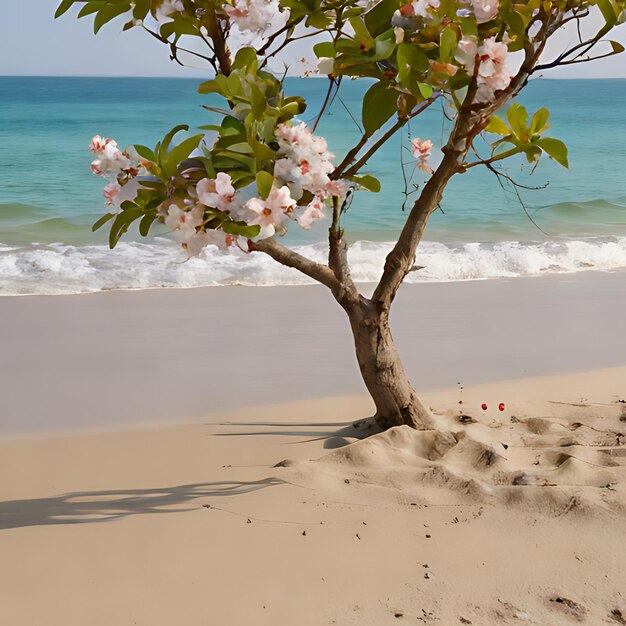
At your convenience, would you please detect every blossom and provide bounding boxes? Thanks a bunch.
[298,196,326,230]
[456,36,511,103]
[246,186,296,240]
[317,57,335,76]
[273,122,340,199]
[156,0,184,22]
[472,0,498,23]
[196,173,238,212]
[412,0,440,18]
[222,0,286,34]
[410,138,433,173]
[164,204,205,241]
[90,137,131,178]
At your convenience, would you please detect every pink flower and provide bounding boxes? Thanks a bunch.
[196,173,238,212]
[472,0,498,23]
[455,36,511,103]
[103,182,120,207]
[411,138,434,173]
[298,196,325,230]
[325,180,349,197]
[89,135,112,154]
[246,186,296,240]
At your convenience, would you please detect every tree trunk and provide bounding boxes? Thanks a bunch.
[344,299,433,431]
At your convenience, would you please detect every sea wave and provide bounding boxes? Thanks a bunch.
[1,237,626,296]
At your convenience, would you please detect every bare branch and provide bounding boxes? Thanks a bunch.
[249,238,341,292]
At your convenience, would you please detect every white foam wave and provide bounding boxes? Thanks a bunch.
[1,237,626,296]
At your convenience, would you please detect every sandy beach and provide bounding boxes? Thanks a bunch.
[0,271,625,624]
[1,368,625,625]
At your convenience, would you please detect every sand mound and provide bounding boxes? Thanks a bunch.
[292,401,626,516]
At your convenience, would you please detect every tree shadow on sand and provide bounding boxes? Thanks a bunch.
[213,419,377,450]
[0,479,282,531]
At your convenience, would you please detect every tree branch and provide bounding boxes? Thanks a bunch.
[249,238,341,292]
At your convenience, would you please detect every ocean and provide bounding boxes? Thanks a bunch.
[1,76,625,295]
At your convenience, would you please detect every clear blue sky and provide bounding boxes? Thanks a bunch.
[1,0,625,78]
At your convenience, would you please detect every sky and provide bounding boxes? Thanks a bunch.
[1,0,625,78]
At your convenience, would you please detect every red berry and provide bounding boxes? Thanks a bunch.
[481,403,488,411]
[498,403,505,411]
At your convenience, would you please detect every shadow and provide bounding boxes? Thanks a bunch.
[215,418,380,450]
[0,479,282,531]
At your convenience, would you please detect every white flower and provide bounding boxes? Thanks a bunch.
[394,26,405,44]
[298,196,326,230]
[472,0,498,23]
[411,0,440,18]
[90,140,131,178]
[222,0,286,34]
[317,58,335,75]
[196,172,238,212]
[165,204,205,240]
[156,0,184,22]
[246,186,296,240]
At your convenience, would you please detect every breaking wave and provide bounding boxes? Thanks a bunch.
[1,237,626,296]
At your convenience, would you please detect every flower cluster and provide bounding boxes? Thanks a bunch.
[273,122,348,230]
[90,136,146,213]
[222,0,287,35]
[410,138,433,173]
[456,36,511,103]
[90,122,349,256]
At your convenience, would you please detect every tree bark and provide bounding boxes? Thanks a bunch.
[344,298,433,430]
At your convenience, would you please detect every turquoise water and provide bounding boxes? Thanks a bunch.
[1,76,625,294]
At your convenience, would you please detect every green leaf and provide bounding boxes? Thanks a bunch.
[78,2,105,19]
[609,40,625,54]
[396,43,429,74]
[362,81,398,135]
[256,171,274,200]
[536,137,568,168]
[139,212,157,237]
[94,2,130,34]
[164,134,204,176]
[349,174,381,192]
[232,47,258,71]
[439,27,458,63]
[313,41,335,58]
[506,103,528,141]
[529,107,550,135]
[221,221,261,238]
[485,115,510,136]
[133,144,155,162]
[364,0,398,37]
[92,213,114,232]
[417,83,433,99]
[55,0,75,18]
[158,124,189,163]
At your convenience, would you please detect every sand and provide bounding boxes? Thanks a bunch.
[1,271,626,434]
[1,367,625,625]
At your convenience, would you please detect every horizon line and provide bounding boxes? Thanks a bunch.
[1,74,626,80]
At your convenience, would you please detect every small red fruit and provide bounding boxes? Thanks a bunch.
[498,402,505,411]
[481,403,488,411]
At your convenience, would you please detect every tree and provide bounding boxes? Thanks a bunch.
[57,0,625,430]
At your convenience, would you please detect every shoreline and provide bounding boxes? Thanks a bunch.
[1,270,625,435]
